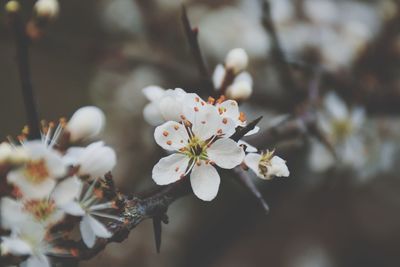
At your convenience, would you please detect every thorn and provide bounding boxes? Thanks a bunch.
[232,167,270,214]
[231,116,263,142]
[152,217,162,253]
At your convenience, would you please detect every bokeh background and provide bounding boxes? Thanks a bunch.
[2,0,400,266]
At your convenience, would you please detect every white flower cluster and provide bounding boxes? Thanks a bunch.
[0,106,119,267]
[213,48,253,101]
[143,83,289,201]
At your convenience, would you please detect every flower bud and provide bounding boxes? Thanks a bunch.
[34,0,59,19]
[226,72,253,101]
[225,48,249,74]
[67,106,105,142]
[66,141,116,179]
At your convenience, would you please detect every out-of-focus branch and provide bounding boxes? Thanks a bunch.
[260,0,297,95]
[181,5,214,96]
[8,7,41,139]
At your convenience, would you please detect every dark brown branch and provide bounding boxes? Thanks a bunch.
[181,5,214,96]
[9,11,41,139]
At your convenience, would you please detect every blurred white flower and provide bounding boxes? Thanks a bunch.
[64,141,117,180]
[34,0,59,19]
[67,106,106,142]
[7,141,67,199]
[1,221,52,267]
[309,92,366,172]
[152,94,244,201]
[1,176,81,230]
[245,150,289,179]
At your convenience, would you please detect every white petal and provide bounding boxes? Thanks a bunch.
[308,140,335,172]
[154,121,189,151]
[67,106,105,142]
[212,64,226,89]
[52,176,82,206]
[238,140,258,153]
[143,103,164,126]
[244,153,263,178]
[216,100,240,122]
[244,126,260,136]
[60,201,85,216]
[270,156,290,177]
[207,138,245,169]
[80,216,96,248]
[1,237,32,256]
[191,105,221,140]
[86,215,112,238]
[142,85,165,101]
[182,93,210,122]
[351,107,365,130]
[23,254,50,267]
[0,197,26,230]
[234,71,253,85]
[158,96,184,122]
[77,142,117,179]
[324,92,348,120]
[7,170,56,199]
[152,153,190,185]
[225,48,249,73]
[190,163,220,201]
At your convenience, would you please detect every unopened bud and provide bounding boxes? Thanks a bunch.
[226,72,253,101]
[5,0,20,13]
[66,106,105,142]
[34,0,59,19]
[225,48,249,74]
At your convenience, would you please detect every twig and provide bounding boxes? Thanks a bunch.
[10,11,41,139]
[261,0,297,94]
[181,5,214,95]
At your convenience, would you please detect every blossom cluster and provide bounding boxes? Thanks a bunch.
[143,48,289,201]
[0,107,122,267]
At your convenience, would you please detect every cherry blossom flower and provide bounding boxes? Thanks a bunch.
[1,176,82,230]
[7,141,67,199]
[142,86,186,126]
[152,97,245,201]
[60,180,121,248]
[309,92,366,172]
[64,141,117,180]
[244,150,289,179]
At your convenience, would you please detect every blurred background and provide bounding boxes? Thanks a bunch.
[2,0,400,266]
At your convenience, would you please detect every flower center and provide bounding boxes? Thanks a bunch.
[332,119,352,141]
[24,199,56,222]
[258,151,274,177]
[184,136,208,160]
[24,159,50,184]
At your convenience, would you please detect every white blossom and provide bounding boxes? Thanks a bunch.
[66,106,105,142]
[245,150,289,179]
[7,141,67,199]
[60,180,119,248]
[1,176,82,230]
[152,94,245,201]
